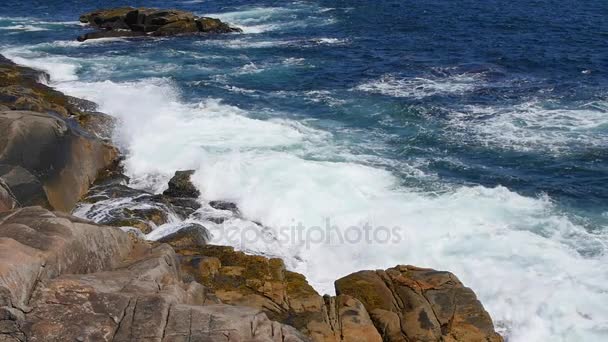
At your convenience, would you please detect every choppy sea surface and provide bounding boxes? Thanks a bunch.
[1,0,607,340]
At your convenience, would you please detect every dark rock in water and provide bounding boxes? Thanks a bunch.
[157,223,211,248]
[97,206,170,234]
[78,7,242,41]
[0,110,118,212]
[152,194,202,219]
[335,265,504,342]
[209,200,240,214]
[78,168,202,234]
[163,170,200,198]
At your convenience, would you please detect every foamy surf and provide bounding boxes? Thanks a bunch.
[204,4,336,33]
[356,73,481,99]
[447,101,608,154]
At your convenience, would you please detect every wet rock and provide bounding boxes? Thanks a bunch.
[209,200,239,214]
[335,265,503,342]
[156,195,202,219]
[99,206,169,234]
[0,111,118,211]
[78,7,241,42]
[76,169,203,234]
[157,223,211,248]
[163,170,200,198]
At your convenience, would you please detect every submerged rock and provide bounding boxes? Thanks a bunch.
[78,7,242,42]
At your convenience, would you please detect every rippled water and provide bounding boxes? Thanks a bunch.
[1,0,607,340]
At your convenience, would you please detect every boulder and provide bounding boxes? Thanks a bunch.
[78,7,242,42]
[0,111,118,212]
[157,223,211,248]
[335,265,503,342]
[163,170,200,198]
[0,207,308,342]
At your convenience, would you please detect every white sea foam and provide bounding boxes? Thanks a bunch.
[448,101,608,154]
[356,73,480,99]
[1,49,79,82]
[0,24,49,32]
[204,4,336,33]
[7,49,608,341]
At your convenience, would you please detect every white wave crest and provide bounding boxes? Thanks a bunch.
[356,73,480,99]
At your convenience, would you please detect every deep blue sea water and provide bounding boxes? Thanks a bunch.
[1,0,607,340]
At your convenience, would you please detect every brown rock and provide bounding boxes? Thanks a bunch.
[0,206,133,311]
[0,55,113,138]
[157,223,211,248]
[77,7,242,41]
[176,245,379,342]
[0,207,308,342]
[0,110,118,211]
[335,265,503,342]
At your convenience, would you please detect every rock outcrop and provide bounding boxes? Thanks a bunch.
[176,244,382,342]
[335,266,503,342]
[77,7,242,42]
[0,207,308,342]
[175,245,503,342]
[0,55,115,140]
[0,55,118,212]
[0,111,118,212]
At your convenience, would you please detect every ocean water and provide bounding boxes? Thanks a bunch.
[1,0,607,340]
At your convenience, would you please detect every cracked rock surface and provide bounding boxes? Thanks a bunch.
[0,207,307,342]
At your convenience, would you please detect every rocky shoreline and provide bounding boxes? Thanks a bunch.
[0,10,503,341]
